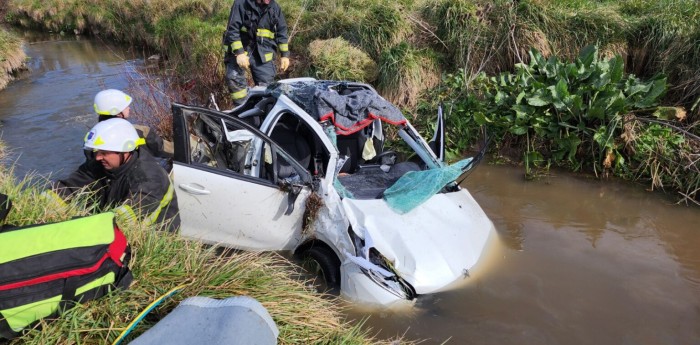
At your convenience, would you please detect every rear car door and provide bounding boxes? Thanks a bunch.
[171,104,312,251]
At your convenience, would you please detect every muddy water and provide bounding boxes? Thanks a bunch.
[348,165,700,344]
[2,35,699,345]
[0,32,139,178]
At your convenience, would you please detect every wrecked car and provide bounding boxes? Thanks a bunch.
[171,78,496,306]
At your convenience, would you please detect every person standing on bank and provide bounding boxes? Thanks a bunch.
[93,89,174,158]
[223,0,290,106]
[43,118,180,232]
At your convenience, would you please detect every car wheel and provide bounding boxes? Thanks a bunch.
[301,246,341,293]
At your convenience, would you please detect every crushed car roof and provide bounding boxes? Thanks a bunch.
[269,80,407,135]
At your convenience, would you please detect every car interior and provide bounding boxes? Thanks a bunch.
[268,115,312,180]
[335,122,423,199]
[185,112,254,177]
[182,88,423,196]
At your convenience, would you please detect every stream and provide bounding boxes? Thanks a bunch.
[1,34,698,345]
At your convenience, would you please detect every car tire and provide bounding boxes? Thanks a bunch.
[302,246,341,292]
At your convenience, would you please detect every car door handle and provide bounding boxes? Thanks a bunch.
[178,183,211,195]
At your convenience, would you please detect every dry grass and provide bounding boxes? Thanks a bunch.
[0,28,27,90]
[377,42,440,109]
[307,37,378,83]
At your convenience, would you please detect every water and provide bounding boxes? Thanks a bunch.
[348,165,700,344]
[0,32,140,178]
[2,35,699,345]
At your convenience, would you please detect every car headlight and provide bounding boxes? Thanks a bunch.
[347,227,416,300]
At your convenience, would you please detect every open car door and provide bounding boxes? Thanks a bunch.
[171,104,313,251]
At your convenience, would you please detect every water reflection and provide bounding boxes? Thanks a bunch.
[0,33,141,178]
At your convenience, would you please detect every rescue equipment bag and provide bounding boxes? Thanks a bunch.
[0,211,133,339]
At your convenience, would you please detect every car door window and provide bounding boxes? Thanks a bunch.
[185,111,251,174]
[176,106,312,185]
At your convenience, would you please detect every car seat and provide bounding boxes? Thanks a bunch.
[336,132,364,174]
[269,117,311,179]
[336,126,385,174]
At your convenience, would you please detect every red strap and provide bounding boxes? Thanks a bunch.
[109,226,128,268]
[320,111,408,136]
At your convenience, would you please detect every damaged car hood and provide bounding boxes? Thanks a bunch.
[341,190,495,294]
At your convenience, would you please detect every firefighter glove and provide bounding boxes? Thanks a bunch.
[236,53,250,69]
[280,57,290,72]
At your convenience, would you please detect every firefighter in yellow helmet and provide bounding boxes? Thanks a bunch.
[223,0,290,106]
[45,118,180,232]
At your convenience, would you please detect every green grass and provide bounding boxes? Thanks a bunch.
[0,164,396,344]
[306,37,377,82]
[6,0,700,115]
[377,42,439,109]
[3,0,699,202]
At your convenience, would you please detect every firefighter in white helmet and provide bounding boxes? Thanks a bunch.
[93,89,173,159]
[45,118,180,232]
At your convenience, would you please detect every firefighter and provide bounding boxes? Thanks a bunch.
[44,118,180,232]
[93,89,174,158]
[222,0,290,106]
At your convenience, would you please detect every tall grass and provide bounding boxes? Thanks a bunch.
[8,0,698,113]
[377,42,439,109]
[306,37,377,83]
[4,0,700,199]
[0,27,26,90]
[0,164,395,344]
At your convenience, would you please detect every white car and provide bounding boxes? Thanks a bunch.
[171,78,496,306]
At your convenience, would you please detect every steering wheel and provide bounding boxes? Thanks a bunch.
[371,150,398,165]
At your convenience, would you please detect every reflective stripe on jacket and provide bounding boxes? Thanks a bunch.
[54,149,180,232]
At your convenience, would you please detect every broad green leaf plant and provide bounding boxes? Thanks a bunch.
[448,44,668,178]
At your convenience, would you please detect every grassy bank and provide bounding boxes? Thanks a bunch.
[0,161,393,344]
[0,27,26,90]
[3,0,698,204]
[6,0,698,116]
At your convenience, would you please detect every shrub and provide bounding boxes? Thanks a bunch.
[307,37,377,83]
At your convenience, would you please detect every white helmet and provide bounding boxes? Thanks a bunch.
[94,89,132,116]
[84,118,145,152]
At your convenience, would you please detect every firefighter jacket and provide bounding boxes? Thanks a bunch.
[223,0,289,64]
[53,149,180,232]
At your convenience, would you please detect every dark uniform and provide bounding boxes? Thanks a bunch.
[223,0,289,105]
[97,115,173,159]
[52,148,180,232]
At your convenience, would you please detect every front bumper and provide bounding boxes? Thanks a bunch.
[340,260,415,307]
